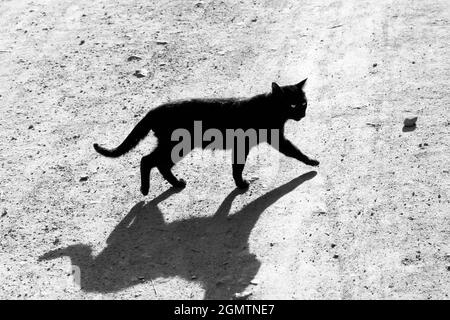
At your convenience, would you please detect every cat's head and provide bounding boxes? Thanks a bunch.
[271,79,308,121]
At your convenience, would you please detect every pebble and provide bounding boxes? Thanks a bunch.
[232,291,252,300]
[1,209,6,217]
[127,55,142,62]
[133,69,148,78]
[403,116,418,127]
[79,176,88,182]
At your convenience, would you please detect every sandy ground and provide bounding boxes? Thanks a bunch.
[0,0,449,299]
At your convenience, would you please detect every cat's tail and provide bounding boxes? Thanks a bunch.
[93,113,153,158]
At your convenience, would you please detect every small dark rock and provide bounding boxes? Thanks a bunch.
[403,116,418,127]
[133,69,148,78]
[1,209,6,217]
[127,55,142,62]
[53,238,60,245]
[79,40,85,45]
[333,254,339,259]
[250,279,259,285]
[79,176,88,182]
[372,63,377,67]
[28,125,34,129]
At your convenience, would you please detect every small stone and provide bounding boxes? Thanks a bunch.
[79,40,85,45]
[133,69,148,78]
[156,40,168,45]
[28,125,34,129]
[331,243,336,248]
[79,176,88,182]
[1,209,6,217]
[191,275,197,280]
[403,116,418,127]
[250,279,259,285]
[127,55,142,62]
[232,291,252,300]
[333,254,339,259]
[372,63,377,67]
[53,238,60,245]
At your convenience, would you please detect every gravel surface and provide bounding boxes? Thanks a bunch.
[0,0,449,299]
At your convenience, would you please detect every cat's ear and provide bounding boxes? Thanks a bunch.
[296,78,307,89]
[272,82,283,95]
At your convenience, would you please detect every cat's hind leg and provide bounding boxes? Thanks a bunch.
[232,147,250,189]
[156,144,186,189]
[140,152,158,195]
[158,164,186,189]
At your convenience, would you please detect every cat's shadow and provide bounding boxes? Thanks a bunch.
[39,171,317,299]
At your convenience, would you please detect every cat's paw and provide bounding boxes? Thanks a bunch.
[305,159,320,167]
[236,179,250,189]
[173,179,186,189]
[141,184,149,196]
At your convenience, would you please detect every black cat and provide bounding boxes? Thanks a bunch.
[94,79,319,195]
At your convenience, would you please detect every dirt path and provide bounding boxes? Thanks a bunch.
[0,0,448,299]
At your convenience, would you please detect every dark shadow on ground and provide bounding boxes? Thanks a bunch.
[39,171,317,299]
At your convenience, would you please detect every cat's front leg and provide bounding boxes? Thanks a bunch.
[233,163,250,189]
[277,138,319,166]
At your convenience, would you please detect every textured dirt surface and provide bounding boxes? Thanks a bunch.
[0,0,449,299]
